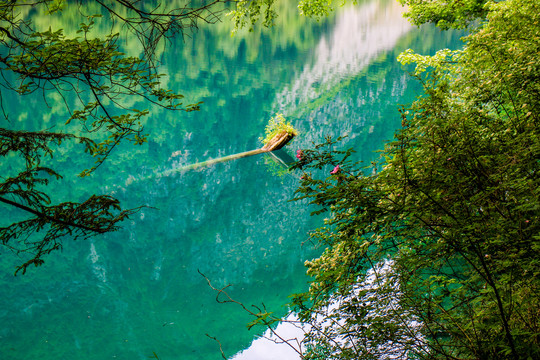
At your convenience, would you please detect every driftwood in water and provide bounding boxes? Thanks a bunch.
[261,130,295,151]
[156,131,296,177]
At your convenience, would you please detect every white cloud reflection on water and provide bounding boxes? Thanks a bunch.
[274,0,411,115]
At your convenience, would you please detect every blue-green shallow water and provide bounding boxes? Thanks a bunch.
[0,1,464,359]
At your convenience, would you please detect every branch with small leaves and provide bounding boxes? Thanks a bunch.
[199,270,306,359]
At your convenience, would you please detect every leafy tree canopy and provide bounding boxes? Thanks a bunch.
[288,0,540,358]
[229,0,359,31]
[398,0,489,29]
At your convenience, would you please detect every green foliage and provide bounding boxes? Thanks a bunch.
[259,113,298,145]
[289,0,540,358]
[298,0,337,19]
[398,0,489,30]
[229,0,357,31]
[228,0,278,32]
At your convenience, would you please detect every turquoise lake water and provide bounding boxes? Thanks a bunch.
[0,1,464,359]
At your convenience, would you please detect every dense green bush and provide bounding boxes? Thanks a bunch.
[290,0,540,358]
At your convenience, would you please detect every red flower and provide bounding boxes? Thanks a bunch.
[330,165,341,174]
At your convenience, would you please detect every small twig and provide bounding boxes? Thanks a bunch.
[199,270,306,359]
[205,334,228,360]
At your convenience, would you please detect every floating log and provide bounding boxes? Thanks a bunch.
[153,131,296,178]
[159,149,265,176]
